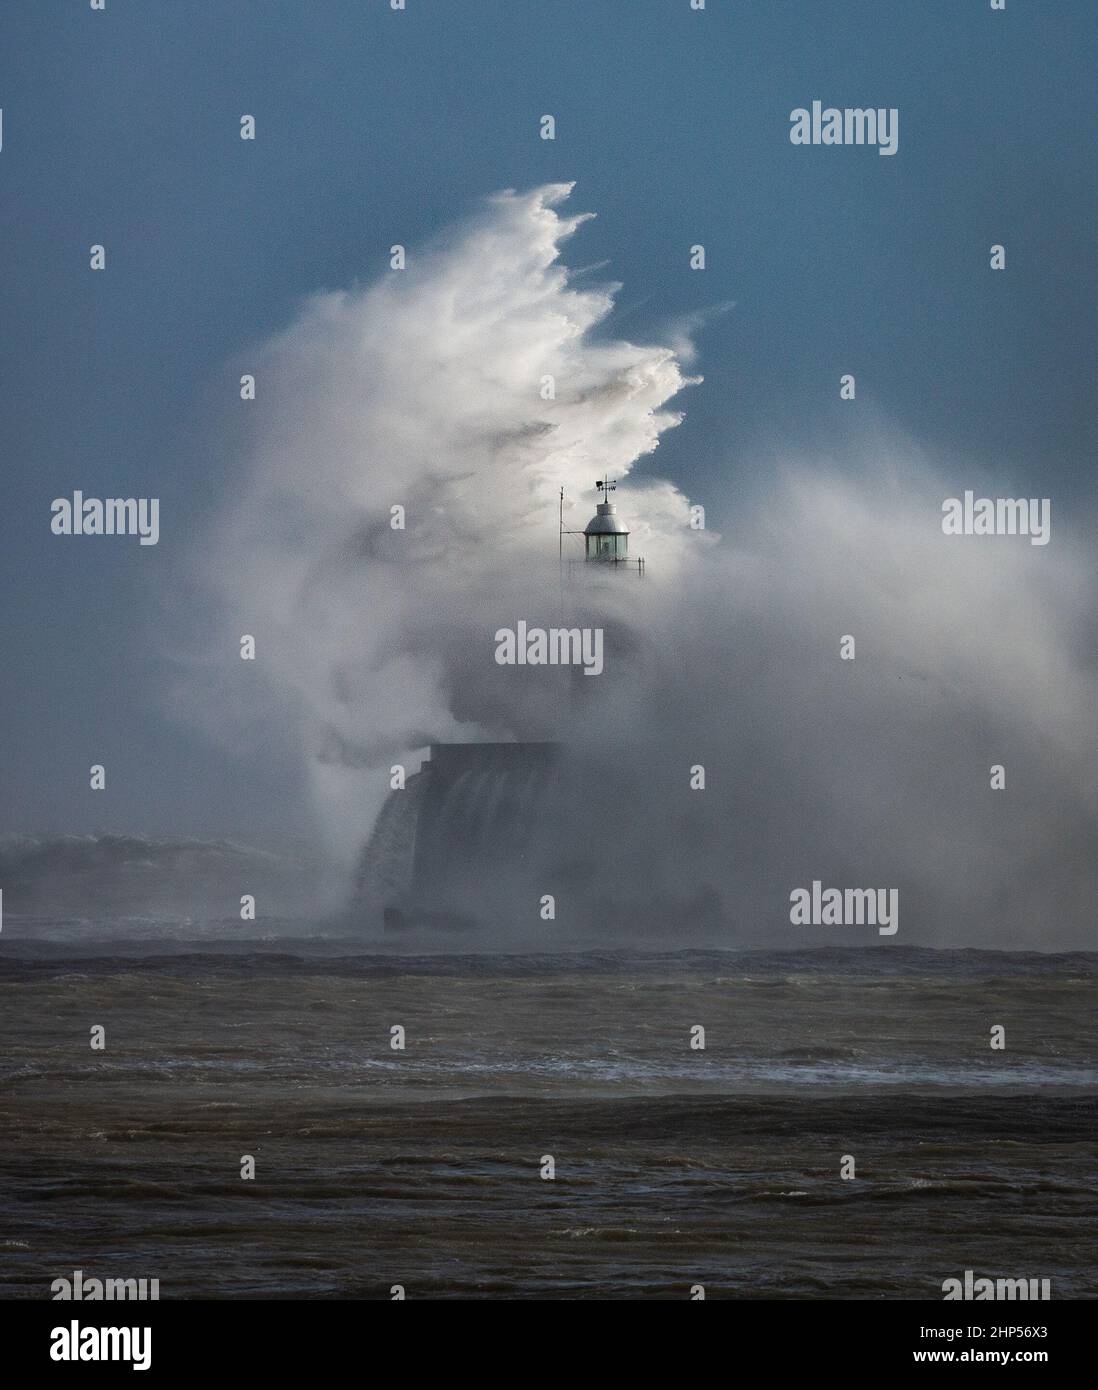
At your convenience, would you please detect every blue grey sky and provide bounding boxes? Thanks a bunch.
[2,0,1095,841]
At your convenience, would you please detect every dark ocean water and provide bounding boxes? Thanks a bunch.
[1,934,1095,1299]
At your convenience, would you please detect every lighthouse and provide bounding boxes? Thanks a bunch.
[584,480,629,562]
[560,479,644,575]
[359,483,644,934]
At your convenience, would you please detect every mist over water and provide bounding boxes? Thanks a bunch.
[171,184,1097,948]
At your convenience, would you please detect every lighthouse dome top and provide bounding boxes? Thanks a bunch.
[584,501,629,535]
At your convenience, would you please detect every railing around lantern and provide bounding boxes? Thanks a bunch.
[566,556,645,576]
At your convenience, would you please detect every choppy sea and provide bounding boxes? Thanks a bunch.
[1,930,1094,1299]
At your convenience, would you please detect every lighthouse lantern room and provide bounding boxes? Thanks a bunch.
[558,479,645,576]
[584,479,629,562]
